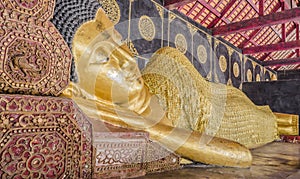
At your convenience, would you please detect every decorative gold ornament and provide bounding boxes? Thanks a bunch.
[126,39,139,56]
[233,62,240,77]
[219,55,227,72]
[168,12,176,22]
[208,37,212,45]
[227,79,232,86]
[139,15,155,41]
[197,45,207,64]
[256,74,261,81]
[0,3,72,96]
[0,95,93,178]
[187,23,198,35]
[0,0,55,21]
[99,0,121,25]
[271,73,277,81]
[228,48,234,56]
[206,71,212,81]
[175,33,187,54]
[154,2,164,19]
[247,69,253,82]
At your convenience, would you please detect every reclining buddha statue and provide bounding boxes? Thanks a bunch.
[61,8,278,168]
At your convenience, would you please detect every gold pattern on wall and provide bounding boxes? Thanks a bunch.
[126,39,139,56]
[169,12,177,22]
[197,45,207,64]
[219,55,227,72]
[228,48,234,56]
[175,34,187,54]
[99,0,121,25]
[233,62,240,77]
[187,23,198,35]
[271,73,277,81]
[256,74,261,81]
[154,2,164,19]
[139,15,156,41]
[247,69,253,82]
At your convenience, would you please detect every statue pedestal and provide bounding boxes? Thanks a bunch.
[92,120,181,178]
[0,95,180,178]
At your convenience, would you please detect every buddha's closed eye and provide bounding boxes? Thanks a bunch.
[90,46,110,64]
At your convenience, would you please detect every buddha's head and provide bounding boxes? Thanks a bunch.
[72,9,150,114]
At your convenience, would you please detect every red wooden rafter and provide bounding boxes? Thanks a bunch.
[212,7,300,36]
[243,40,300,54]
[165,0,195,10]
[173,0,300,70]
[207,0,237,28]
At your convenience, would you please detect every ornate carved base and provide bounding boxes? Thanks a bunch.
[144,141,181,174]
[0,94,93,178]
[93,128,181,178]
[93,131,148,178]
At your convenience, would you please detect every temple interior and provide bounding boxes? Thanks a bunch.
[0,0,300,178]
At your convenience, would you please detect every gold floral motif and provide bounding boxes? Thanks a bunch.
[219,55,227,72]
[233,62,240,78]
[139,15,156,41]
[99,0,121,25]
[197,45,207,64]
[175,33,187,54]
[247,69,253,82]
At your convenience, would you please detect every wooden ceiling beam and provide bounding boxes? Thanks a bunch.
[207,0,237,28]
[263,57,300,67]
[212,7,300,36]
[245,0,259,13]
[243,40,300,54]
[259,0,264,15]
[186,2,199,16]
[164,0,196,10]
[196,0,221,17]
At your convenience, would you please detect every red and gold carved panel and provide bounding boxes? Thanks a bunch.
[0,0,55,21]
[0,94,93,178]
[0,10,72,96]
[1,0,71,97]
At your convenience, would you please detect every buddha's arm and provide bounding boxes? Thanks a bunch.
[61,84,252,168]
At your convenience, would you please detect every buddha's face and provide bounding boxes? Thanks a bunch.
[73,10,149,113]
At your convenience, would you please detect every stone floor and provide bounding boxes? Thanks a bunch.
[139,142,300,179]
